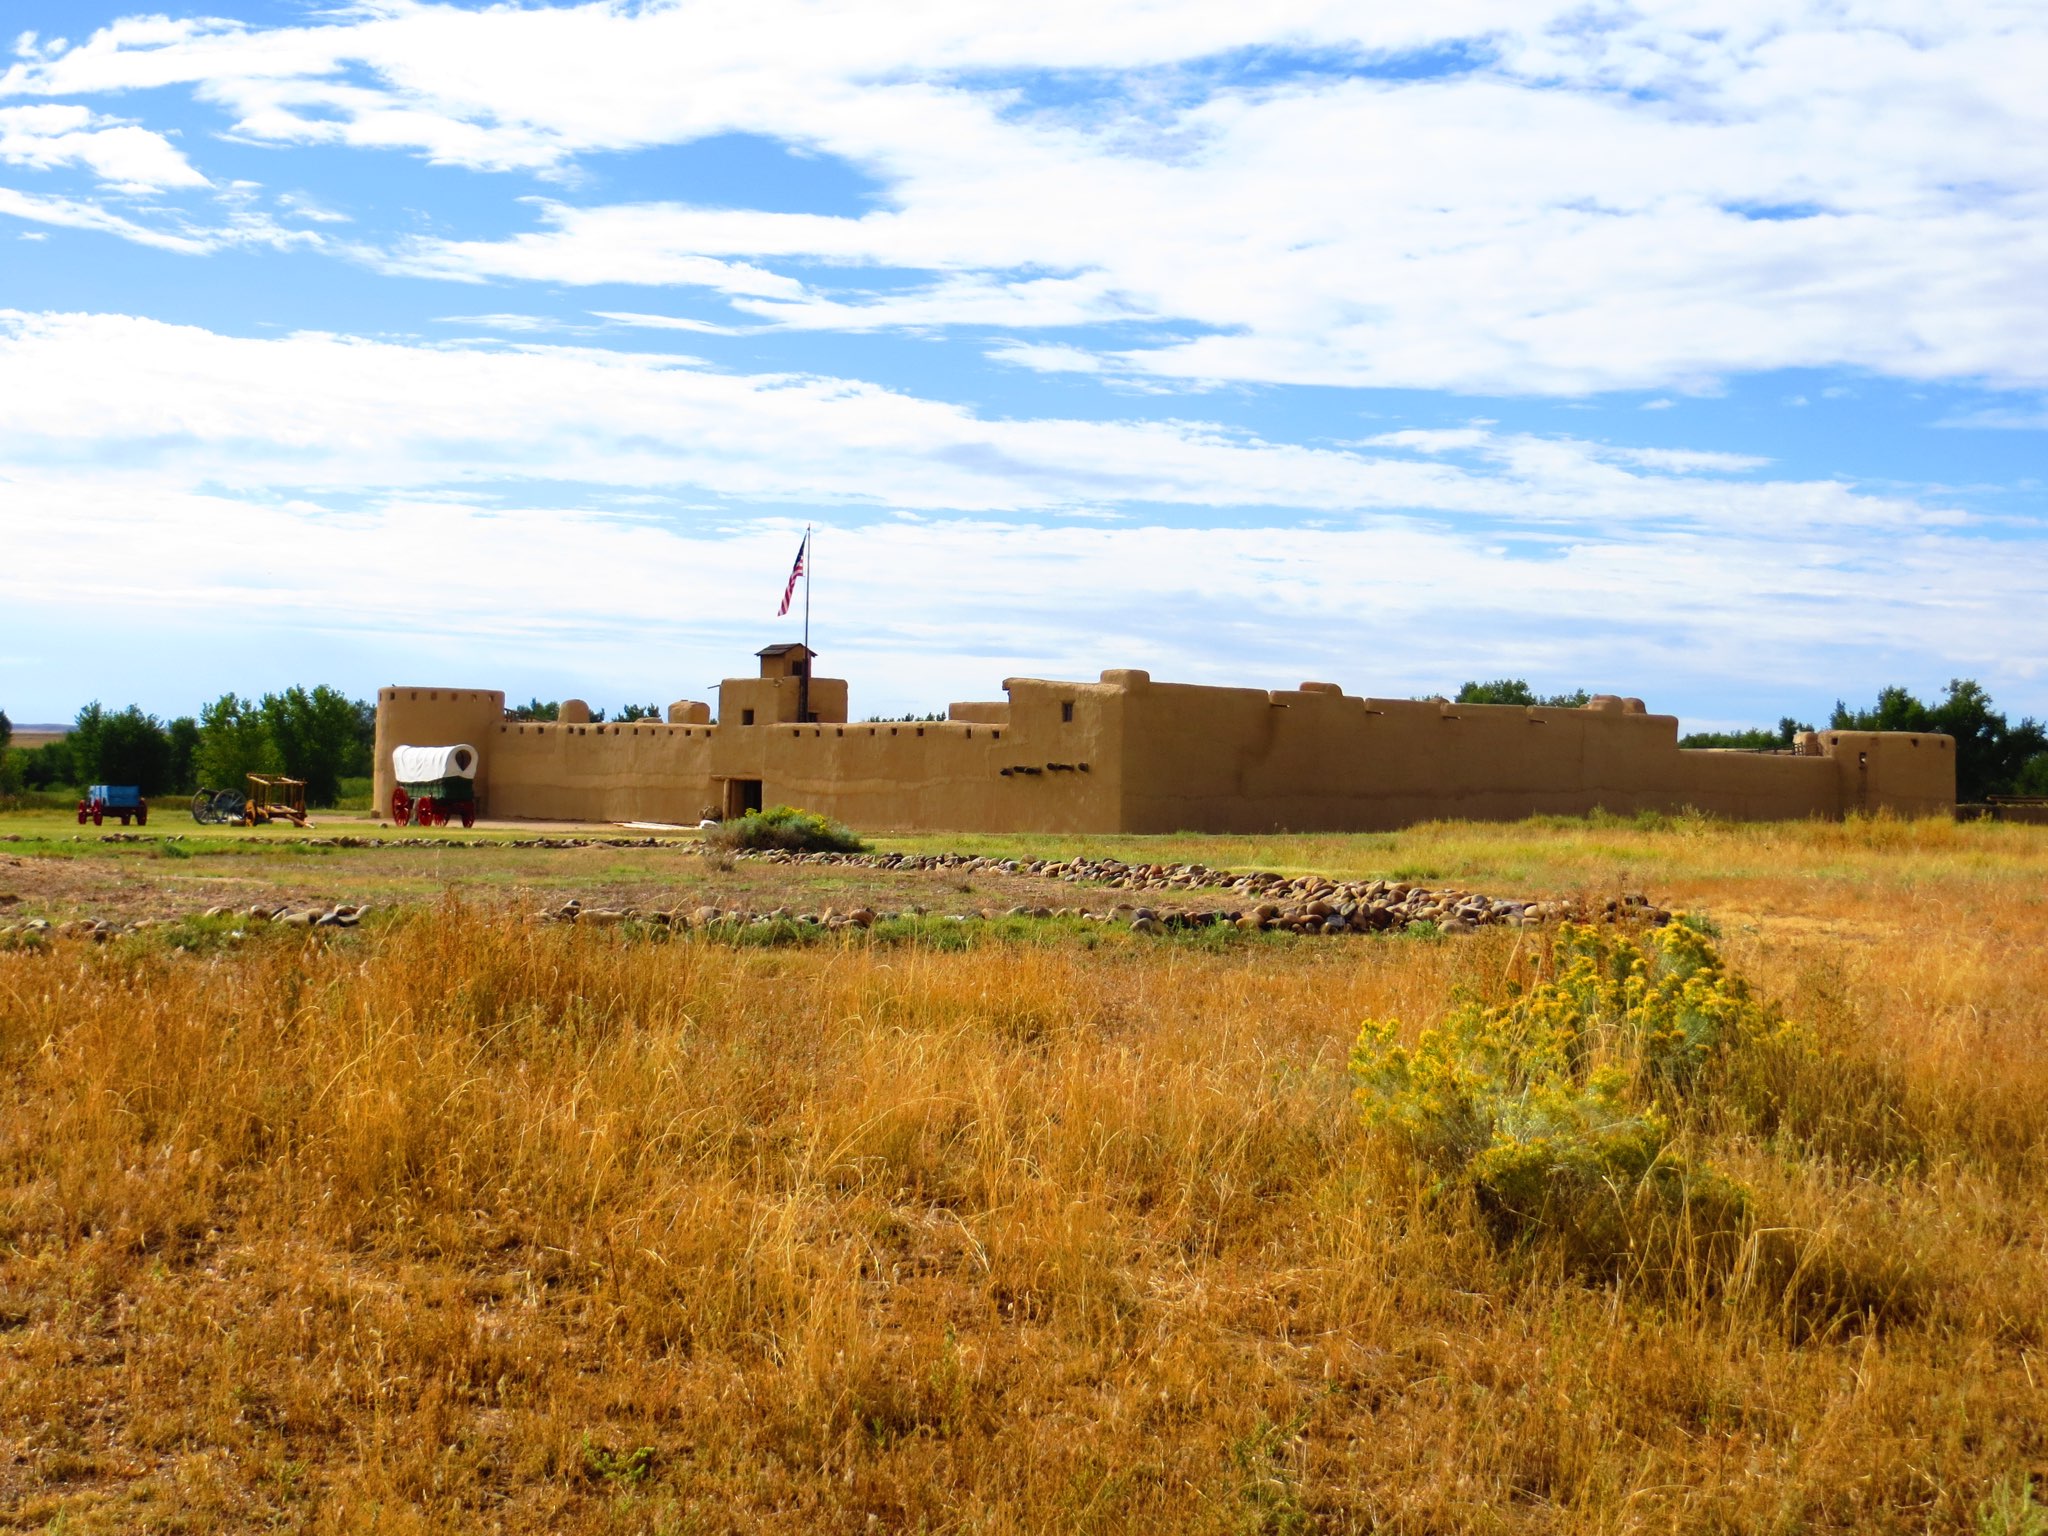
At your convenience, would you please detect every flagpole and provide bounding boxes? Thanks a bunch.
[799,523,812,724]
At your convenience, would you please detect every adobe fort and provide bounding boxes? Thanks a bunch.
[373,646,1955,832]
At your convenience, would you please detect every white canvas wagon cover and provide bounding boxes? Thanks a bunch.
[392,744,478,784]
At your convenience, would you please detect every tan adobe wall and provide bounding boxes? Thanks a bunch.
[717,675,849,726]
[373,666,1953,832]
[374,673,1125,830]
[373,687,506,816]
[1113,674,1954,833]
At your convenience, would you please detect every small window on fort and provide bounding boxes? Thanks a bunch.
[1061,701,1074,723]
[742,709,755,726]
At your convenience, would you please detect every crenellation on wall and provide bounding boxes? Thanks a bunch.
[372,655,1953,832]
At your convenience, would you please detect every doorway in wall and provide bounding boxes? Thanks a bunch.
[723,778,764,818]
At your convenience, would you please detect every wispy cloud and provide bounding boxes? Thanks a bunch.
[3,3,2045,394]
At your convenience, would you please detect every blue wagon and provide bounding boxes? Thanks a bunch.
[78,784,146,827]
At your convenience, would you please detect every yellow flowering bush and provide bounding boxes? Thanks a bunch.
[1352,921,1782,1276]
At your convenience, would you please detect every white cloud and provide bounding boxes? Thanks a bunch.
[592,311,750,336]
[987,342,1106,374]
[0,183,210,250]
[0,305,2037,715]
[0,311,1928,538]
[2,3,2044,394]
[0,102,205,189]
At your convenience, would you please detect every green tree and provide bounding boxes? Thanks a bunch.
[616,703,662,722]
[195,693,274,789]
[0,708,11,757]
[90,706,175,795]
[69,702,106,786]
[260,685,365,806]
[166,716,201,793]
[347,697,376,778]
[1832,680,2047,801]
[511,698,559,722]
[58,703,175,795]
[1456,679,1593,708]
[19,738,74,791]
[0,709,16,796]
[1680,716,1814,750]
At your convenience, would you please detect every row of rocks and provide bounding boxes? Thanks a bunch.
[726,848,1672,932]
[1,902,373,943]
[535,888,1667,938]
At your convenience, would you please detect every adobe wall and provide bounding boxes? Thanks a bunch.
[373,687,507,815]
[1113,674,1954,833]
[375,674,1126,831]
[373,667,1955,833]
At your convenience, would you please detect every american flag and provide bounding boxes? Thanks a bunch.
[777,532,808,617]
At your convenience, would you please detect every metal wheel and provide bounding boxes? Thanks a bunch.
[191,791,213,824]
[212,789,246,824]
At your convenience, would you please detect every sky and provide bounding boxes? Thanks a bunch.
[0,0,2043,729]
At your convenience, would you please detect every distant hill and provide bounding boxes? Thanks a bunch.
[9,725,68,750]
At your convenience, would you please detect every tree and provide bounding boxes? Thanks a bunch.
[617,703,662,722]
[0,708,10,757]
[65,702,173,795]
[1680,716,1814,751]
[195,694,274,789]
[511,699,559,722]
[260,685,364,806]
[166,716,201,793]
[69,702,106,787]
[1832,680,2048,802]
[0,709,16,795]
[92,707,175,795]
[347,697,376,779]
[1456,679,1593,708]
[19,738,73,790]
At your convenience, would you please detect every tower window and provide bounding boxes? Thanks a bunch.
[1061,700,1075,723]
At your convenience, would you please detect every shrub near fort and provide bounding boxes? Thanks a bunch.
[704,803,866,853]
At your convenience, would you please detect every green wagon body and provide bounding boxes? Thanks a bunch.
[397,775,476,804]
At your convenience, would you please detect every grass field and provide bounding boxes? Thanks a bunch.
[3,811,2046,1532]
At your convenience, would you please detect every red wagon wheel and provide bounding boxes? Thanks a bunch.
[459,802,476,829]
[92,805,104,827]
[391,786,413,826]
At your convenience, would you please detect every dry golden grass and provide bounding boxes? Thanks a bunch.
[3,818,2047,1532]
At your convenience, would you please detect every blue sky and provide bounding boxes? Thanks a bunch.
[1,0,2043,729]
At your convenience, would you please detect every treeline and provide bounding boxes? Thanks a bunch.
[508,699,662,723]
[0,689,375,807]
[1459,677,2048,802]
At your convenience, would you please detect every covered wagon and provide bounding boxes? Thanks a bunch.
[390,743,479,828]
